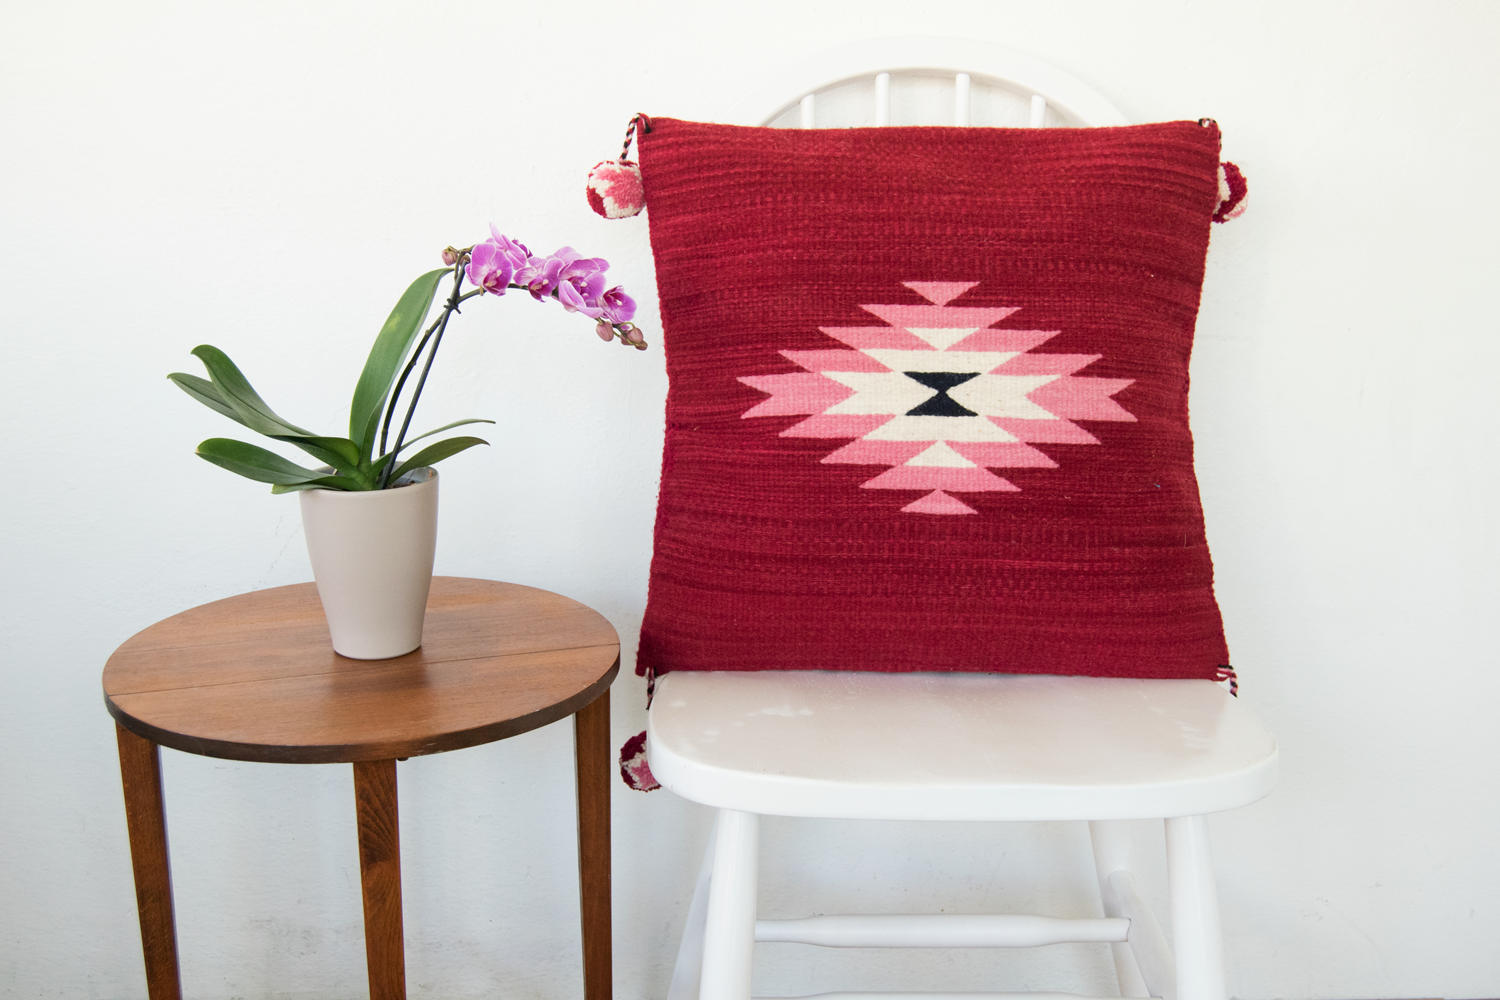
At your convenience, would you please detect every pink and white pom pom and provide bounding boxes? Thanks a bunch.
[587,113,651,219]
[587,159,645,219]
[1214,161,1247,222]
[618,730,660,791]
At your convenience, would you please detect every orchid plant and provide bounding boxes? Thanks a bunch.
[169,228,646,492]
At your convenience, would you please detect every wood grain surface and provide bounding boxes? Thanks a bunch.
[354,759,406,1000]
[115,725,183,1000]
[574,690,613,1000]
[103,578,620,763]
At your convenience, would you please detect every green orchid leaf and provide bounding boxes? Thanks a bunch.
[370,418,496,468]
[400,417,496,451]
[184,348,373,480]
[349,268,449,459]
[388,435,489,484]
[271,434,365,479]
[191,345,315,438]
[195,438,331,485]
[167,372,245,425]
[270,477,357,494]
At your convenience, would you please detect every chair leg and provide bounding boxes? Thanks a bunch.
[698,809,759,1000]
[668,814,719,1000]
[1165,816,1226,1000]
[1088,820,1151,998]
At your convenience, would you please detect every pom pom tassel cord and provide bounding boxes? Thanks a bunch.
[587,114,652,219]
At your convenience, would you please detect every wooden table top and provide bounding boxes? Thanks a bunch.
[104,577,621,764]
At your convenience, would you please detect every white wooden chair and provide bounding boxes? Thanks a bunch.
[646,39,1276,1000]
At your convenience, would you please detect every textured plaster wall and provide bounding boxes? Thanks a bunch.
[2,2,1497,998]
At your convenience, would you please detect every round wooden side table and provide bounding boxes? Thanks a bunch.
[103,577,621,1000]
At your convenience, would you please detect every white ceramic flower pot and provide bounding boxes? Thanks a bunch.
[299,468,439,659]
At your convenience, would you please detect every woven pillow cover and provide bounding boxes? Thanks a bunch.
[635,117,1229,681]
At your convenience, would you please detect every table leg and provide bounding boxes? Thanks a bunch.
[574,689,613,1000]
[353,759,406,1000]
[115,724,183,1000]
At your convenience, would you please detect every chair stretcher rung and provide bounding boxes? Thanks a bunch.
[754,914,1129,948]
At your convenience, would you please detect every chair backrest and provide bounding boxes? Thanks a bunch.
[723,37,1129,129]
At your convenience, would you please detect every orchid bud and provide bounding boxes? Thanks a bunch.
[441,248,458,266]
[596,319,615,342]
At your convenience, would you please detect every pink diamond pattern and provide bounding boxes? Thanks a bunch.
[737,282,1137,514]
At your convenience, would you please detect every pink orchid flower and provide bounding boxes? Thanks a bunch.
[465,230,533,295]
[598,286,636,323]
[486,226,531,271]
[557,279,606,317]
[465,242,514,295]
[515,247,609,304]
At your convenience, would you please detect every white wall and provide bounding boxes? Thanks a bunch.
[2,2,1497,998]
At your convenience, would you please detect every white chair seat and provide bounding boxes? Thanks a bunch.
[649,672,1277,822]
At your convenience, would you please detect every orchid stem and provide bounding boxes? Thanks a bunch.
[379,269,456,460]
[377,267,470,487]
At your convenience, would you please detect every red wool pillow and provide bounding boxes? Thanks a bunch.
[635,117,1231,682]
